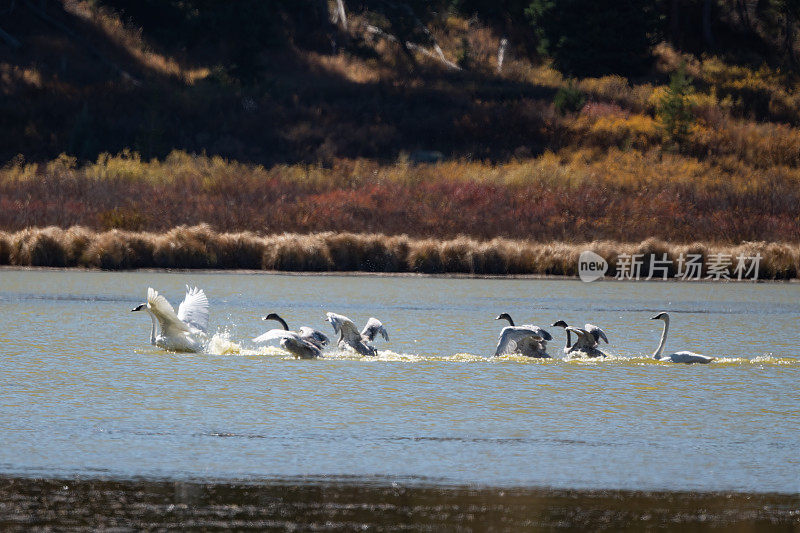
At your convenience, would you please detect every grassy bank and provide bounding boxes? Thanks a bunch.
[5,5,800,256]
[3,149,800,243]
[2,225,797,279]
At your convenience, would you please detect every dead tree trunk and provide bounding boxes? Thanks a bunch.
[497,37,508,73]
[332,0,348,30]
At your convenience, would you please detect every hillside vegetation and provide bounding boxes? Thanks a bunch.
[2,1,800,269]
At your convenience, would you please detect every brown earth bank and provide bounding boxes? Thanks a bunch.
[0,476,798,531]
[1,225,798,279]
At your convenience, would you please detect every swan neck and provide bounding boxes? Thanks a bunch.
[146,308,157,345]
[565,329,572,350]
[652,318,669,359]
[273,315,290,331]
[504,316,515,327]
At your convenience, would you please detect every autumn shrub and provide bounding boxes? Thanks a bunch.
[553,84,585,115]
[2,149,800,244]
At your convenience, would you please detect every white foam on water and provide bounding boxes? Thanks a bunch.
[203,328,799,366]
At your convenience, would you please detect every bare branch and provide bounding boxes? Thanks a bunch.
[365,23,460,70]
[0,25,21,49]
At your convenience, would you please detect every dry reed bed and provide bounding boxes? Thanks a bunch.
[1,225,797,279]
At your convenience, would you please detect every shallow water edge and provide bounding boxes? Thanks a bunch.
[2,265,799,284]
[2,476,798,530]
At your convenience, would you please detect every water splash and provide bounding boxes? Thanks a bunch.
[203,331,799,366]
[206,331,288,358]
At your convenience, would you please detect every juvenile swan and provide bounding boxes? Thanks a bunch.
[262,313,329,349]
[563,326,608,358]
[650,312,714,364]
[131,286,209,352]
[551,320,608,357]
[325,312,388,356]
[252,313,329,359]
[494,313,552,358]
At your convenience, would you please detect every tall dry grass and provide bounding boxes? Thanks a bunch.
[1,225,796,279]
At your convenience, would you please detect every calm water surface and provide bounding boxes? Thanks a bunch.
[0,270,798,492]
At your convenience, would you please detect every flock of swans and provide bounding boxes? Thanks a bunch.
[131,285,715,364]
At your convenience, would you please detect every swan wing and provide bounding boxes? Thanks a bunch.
[566,326,597,350]
[326,312,362,344]
[177,285,210,333]
[361,317,389,342]
[494,326,543,356]
[668,351,714,364]
[253,329,298,344]
[147,287,191,335]
[298,327,329,347]
[585,323,608,344]
[253,329,321,358]
[520,324,552,341]
[515,335,547,357]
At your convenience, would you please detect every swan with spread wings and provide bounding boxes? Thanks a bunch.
[131,285,209,352]
[325,312,388,356]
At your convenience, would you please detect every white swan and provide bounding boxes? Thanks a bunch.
[325,312,388,356]
[131,286,209,352]
[253,313,329,359]
[650,312,714,364]
[494,313,552,358]
[551,320,608,357]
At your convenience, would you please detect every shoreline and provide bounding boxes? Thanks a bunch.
[2,264,798,283]
[1,476,798,529]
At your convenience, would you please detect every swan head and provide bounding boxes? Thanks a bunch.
[263,313,280,321]
[495,313,512,322]
[131,303,146,312]
[650,312,669,321]
[551,320,568,328]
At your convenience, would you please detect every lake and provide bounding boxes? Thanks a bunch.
[0,269,798,493]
